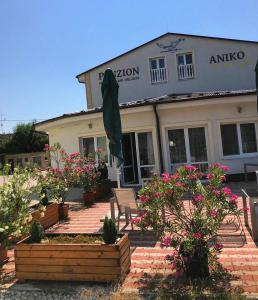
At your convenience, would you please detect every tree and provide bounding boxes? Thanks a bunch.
[1,123,48,154]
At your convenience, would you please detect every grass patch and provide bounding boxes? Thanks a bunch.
[41,234,104,244]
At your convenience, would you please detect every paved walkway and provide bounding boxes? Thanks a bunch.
[1,183,258,298]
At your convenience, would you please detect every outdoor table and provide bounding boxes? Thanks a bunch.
[244,163,258,182]
[242,189,258,242]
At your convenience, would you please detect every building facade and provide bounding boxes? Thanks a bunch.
[77,33,258,108]
[36,33,258,186]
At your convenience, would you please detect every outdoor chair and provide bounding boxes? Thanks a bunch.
[112,188,140,231]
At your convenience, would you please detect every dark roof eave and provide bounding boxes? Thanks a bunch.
[76,32,258,80]
[35,90,256,128]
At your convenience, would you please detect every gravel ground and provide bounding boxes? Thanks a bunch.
[0,281,114,300]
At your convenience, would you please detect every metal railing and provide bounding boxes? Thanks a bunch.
[242,189,258,242]
[177,64,195,80]
[150,68,167,84]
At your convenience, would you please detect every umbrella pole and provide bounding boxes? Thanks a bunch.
[116,158,121,188]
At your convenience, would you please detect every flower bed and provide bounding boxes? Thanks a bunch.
[31,203,59,230]
[14,233,130,282]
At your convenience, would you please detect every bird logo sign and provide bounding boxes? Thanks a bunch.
[156,38,185,53]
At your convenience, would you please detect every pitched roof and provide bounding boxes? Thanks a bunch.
[76,32,258,80]
[36,89,256,127]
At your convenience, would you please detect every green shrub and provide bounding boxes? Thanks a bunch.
[30,220,44,243]
[103,217,117,244]
[40,187,49,206]
[0,168,36,247]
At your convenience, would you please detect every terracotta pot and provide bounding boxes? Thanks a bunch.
[0,245,9,265]
[95,180,111,199]
[83,191,96,205]
[58,203,69,220]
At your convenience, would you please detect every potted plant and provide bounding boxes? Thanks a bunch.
[95,160,111,199]
[132,163,243,279]
[43,143,70,220]
[32,168,61,225]
[0,168,36,264]
[77,157,99,205]
[43,143,100,208]
[14,217,131,282]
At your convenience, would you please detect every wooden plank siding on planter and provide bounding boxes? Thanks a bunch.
[31,203,59,229]
[14,233,131,282]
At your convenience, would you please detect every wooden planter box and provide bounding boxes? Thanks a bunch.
[0,246,8,265]
[31,203,59,229]
[14,233,131,282]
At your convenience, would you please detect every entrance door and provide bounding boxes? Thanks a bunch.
[121,133,139,185]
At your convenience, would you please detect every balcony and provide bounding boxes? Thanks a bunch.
[177,64,195,80]
[150,68,167,84]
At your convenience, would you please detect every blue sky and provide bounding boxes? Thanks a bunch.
[0,0,257,133]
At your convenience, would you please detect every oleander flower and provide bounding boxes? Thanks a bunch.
[222,187,232,195]
[192,232,202,239]
[214,243,223,251]
[161,236,172,247]
[185,165,197,172]
[209,209,218,218]
[193,194,204,205]
[139,195,150,203]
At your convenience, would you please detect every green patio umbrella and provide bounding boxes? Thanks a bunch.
[101,69,123,186]
[255,60,258,113]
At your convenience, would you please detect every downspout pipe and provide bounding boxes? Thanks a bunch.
[153,103,164,174]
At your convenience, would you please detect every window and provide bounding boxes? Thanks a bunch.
[149,57,167,84]
[177,53,195,80]
[96,136,108,162]
[168,127,208,172]
[82,137,95,158]
[221,124,239,155]
[81,136,109,163]
[32,156,42,167]
[188,127,208,162]
[17,158,23,166]
[240,124,257,153]
[221,123,257,156]
[168,129,187,163]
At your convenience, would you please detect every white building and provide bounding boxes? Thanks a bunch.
[36,33,258,185]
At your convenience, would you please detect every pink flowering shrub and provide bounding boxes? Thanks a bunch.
[133,164,242,278]
[40,143,100,203]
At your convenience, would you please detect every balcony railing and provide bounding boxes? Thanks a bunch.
[150,68,167,84]
[177,64,195,80]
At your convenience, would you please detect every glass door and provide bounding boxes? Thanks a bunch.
[121,131,157,185]
[136,132,156,184]
[121,133,139,185]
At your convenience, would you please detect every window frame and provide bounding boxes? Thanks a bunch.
[148,55,168,84]
[79,135,110,165]
[175,50,196,81]
[220,121,258,159]
[166,125,209,173]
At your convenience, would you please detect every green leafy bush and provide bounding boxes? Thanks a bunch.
[30,221,44,243]
[0,168,36,247]
[103,217,117,244]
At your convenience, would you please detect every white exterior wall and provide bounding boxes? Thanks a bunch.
[37,95,258,179]
[86,34,258,108]
[159,95,258,174]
